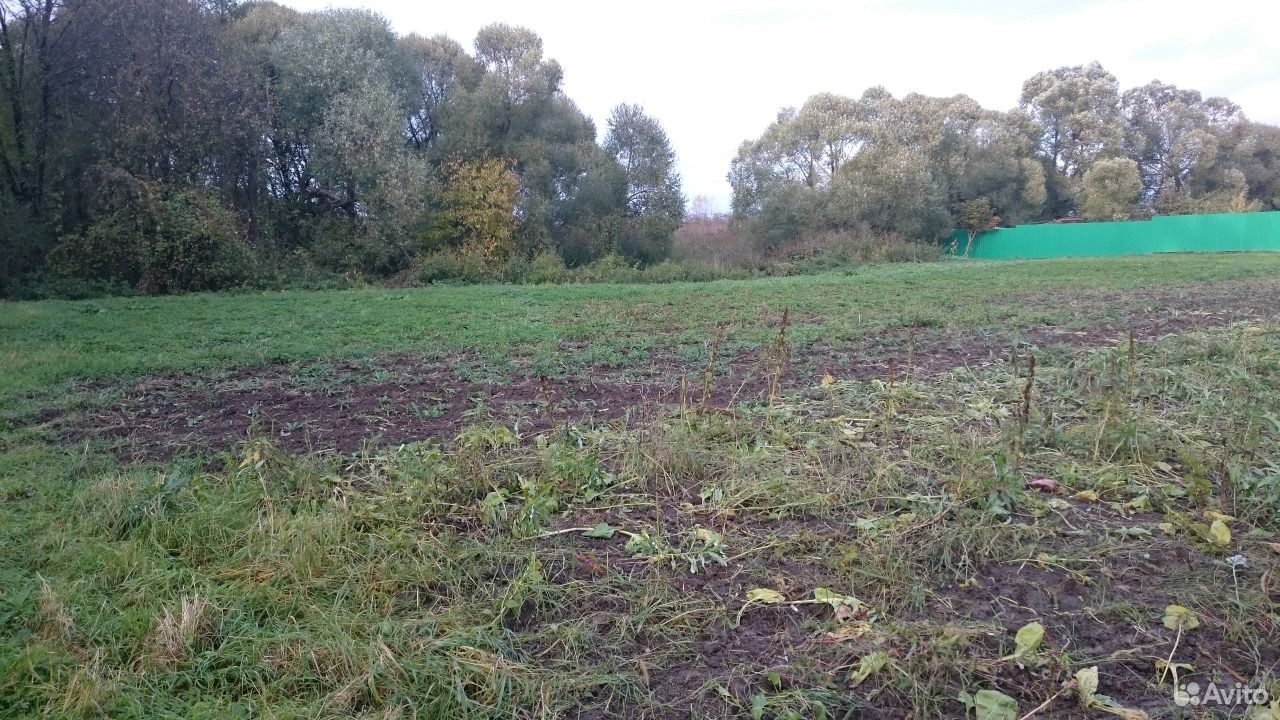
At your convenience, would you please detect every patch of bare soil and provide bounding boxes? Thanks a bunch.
[522,493,1278,718]
[47,280,1280,459]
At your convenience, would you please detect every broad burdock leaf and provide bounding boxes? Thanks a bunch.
[1162,605,1199,631]
[825,622,873,643]
[582,522,616,539]
[1076,666,1100,701]
[735,587,788,626]
[849,651,888,686]
[1248,701,1280,720]
[1077,666,1151,719]
[973,689,1018,720]
[1207,519,1231,547]
[624,532,659,557]
[745,588,786,604]
[1120,494,1152,513]
[1002,621,1045,661]
[813,587,865,621]
[694,527,721,546]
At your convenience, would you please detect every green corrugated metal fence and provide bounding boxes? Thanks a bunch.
[949,211,1280,260]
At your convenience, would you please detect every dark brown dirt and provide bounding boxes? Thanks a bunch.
[43,280,1280,460]
[524,491,1279,719]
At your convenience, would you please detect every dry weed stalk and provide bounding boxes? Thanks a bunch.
[766,308,790,407]
[1092,333,1138,463]
[700,324,728,412]
[152,594,213,663]
[36,574,76,643]
[1011,354,1036,470]
[883,356,898,446]
[538,374,559,430]
[1127,329,1137,399]
[1093,352,1120,462]
[904,328,917,382]
[678,373,689,418]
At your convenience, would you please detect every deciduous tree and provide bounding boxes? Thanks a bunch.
[1081,157,1142,221]
[1019,62,1125,216]
[604,103,685,264]
[1122,81,1240,201]
[426,156,519,264]
[956,198,999,257]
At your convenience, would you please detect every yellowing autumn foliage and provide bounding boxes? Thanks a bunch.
[426,157,520,266]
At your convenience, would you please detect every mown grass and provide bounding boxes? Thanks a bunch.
[4,254,1280,406]
[2,255,1279,718]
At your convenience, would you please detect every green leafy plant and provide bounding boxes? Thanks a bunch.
[957,688,1018,720]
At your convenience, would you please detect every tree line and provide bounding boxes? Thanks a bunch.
[0,0,685,294]
[729,62,1280,248]
[5,1,1280,296]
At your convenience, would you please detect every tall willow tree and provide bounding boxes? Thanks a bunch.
[1122,81,1242,205]
[0,0,66,287]
[604,104,685,264]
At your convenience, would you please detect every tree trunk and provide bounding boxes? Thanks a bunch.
[32,0,55,215]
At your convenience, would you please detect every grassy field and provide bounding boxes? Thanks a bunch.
[5,253,1280,402]
[2,255,1280,718]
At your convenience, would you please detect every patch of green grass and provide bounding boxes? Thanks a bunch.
[4,254,1280,412]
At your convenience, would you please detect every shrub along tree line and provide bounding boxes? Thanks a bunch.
[0,0,685,295]
[729,63,1280,249]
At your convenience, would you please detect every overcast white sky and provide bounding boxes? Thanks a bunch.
[281,0,1280,211]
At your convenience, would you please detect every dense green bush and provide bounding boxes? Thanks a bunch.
[0,198,45,296]
[784,227,943,272]
[302,219,368,273]
[48,175,254,294]
[2,275,139,301]
[37,203,938,297]
[138,190,254,293]
[616,217,677,266]
[415,245,493,284]
[567,253,641,283]
[513,251,571,284]
[411,249,768,286]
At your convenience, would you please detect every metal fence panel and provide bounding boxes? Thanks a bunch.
[948,211,1280,259]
